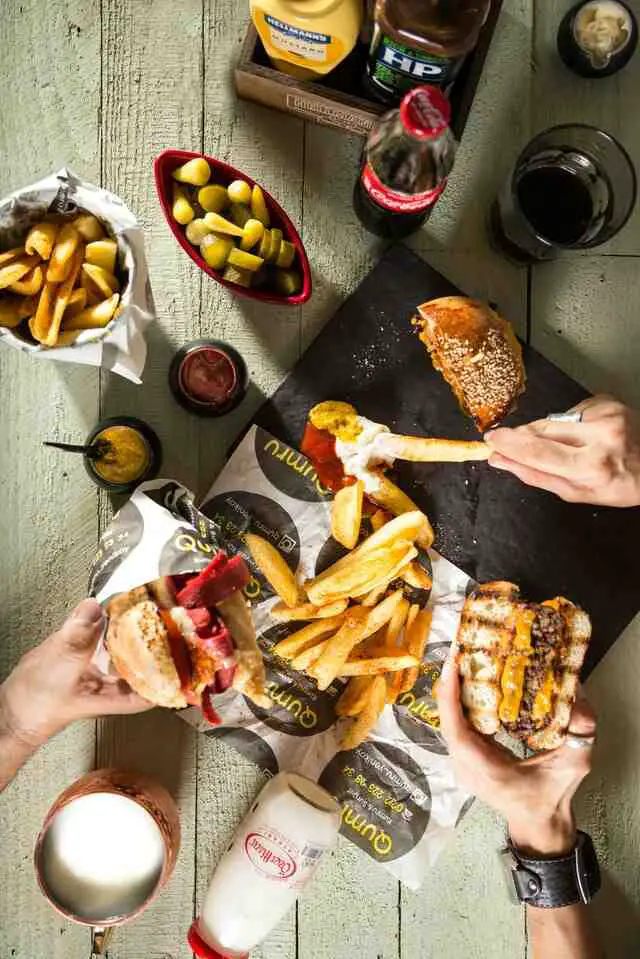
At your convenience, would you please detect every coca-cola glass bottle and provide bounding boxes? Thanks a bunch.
[353,85,456,240]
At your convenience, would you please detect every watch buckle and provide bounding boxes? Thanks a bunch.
[574,842,590,904]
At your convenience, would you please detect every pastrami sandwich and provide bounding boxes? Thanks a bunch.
[105,552,269,720]
[456,581,591,751]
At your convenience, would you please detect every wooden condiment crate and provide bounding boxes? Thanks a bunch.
[235,0,504,141]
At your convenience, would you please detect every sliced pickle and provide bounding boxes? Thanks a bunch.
[266,228,283,264]
[228,203,252,229]
[227,248,264,272]
[223,264,252,288]
[273,268,302,297]
[275,239,296,269]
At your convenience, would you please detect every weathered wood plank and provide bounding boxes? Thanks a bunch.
[95,0,204,956]
[532,0,640,256]
[0,1,101,957]
[402,805,525,958]
[531,257,640,407]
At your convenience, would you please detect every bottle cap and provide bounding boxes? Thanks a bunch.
[187,922,248,959]
[399,86,451,140]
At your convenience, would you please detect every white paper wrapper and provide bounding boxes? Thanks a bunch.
[0,168,154,382]
[90,427,476,889]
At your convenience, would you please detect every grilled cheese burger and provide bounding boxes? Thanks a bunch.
[456,581,591,750]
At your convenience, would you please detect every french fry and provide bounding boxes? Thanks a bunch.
[406,603,420,631]
[270,598,348,623]
[340,675,386,750]
[245,532,301,608]
[306,542,413,607]
[72,213,105,242]
[308,608,369,690]
[407,608,433,659]
[360,582,387,607]
[29,281,58,343]
[63,287,87,320]
[386,671,404,704]
[8,263,44,296]
[361,589,405,640]
[44,248,84,346]
[47,224,81,282]
[369,472,434,550]
[63,293,120,330]
[402,562,433,591]
[25,222,58,260]
[271,615,344,661]
[398,609,434,695]
[348,544,417,601]
[341,654,418,676]
[331,481,363,550]
[290,639,330,672]
[54,330,81,347]
[336,676,375,717]
[85,239,117,273]
[384,597,410,646]
[382,434,490,463]
[81,262,120,297]
[0,255,39,290]
[0,294,37,328]
[370,509,391,532]
[0,245,25,267]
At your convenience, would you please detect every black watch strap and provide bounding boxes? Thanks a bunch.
[504,830,601,908]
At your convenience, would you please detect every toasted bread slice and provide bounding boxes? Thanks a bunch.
[413,297,525,431]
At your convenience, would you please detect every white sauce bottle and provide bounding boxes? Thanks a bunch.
[188,772,341,958]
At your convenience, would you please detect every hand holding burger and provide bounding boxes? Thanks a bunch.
[0,599,151,791]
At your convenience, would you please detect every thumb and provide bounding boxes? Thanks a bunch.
[56,599,104,658]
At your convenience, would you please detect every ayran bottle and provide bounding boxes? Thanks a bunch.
[250,0,363,80]
[188,772,341,958]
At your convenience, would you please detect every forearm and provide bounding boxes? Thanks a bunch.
[509,812,604,959]
[527,903,603,959]
[0,688,40,791]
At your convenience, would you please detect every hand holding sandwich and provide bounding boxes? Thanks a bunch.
[438,658,603,959]
[486,396,640,507]
[0,599,151,791]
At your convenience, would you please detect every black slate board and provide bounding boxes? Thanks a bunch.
[254,245,640,677]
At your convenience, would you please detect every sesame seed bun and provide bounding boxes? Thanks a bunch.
[413,296,525,431]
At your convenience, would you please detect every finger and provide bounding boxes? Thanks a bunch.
[567,688,597,738]
[487,453,590,502]
[572,394,620,421]
[435,654,469,746]
[82,675,154,716]
[56,599,104,657]
[521,419,588,447]
[484,427,582,478]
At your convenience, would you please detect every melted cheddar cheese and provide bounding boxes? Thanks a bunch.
[532,668,555,721]
[498,608,536,723]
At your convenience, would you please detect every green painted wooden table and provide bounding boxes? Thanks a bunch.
[1,1,639,956]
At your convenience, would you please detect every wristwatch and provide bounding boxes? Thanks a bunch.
[500,830,601,908]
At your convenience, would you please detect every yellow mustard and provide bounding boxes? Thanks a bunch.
[308,400,362,441]
[93,426,150,485]
[251,0,363,80]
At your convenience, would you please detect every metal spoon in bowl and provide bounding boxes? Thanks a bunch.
[43,439,111,461]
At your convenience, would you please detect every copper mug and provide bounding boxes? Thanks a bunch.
[34,768,180,955]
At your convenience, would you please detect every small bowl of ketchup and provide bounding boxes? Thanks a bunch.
[169,340,248,417]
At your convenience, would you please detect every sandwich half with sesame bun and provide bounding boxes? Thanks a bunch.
[456,582,591,751]
[413,297,526,431]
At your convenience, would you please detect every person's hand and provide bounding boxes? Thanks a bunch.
[485,395,640,507]
[0,598,152,748]
[437,656,596,856]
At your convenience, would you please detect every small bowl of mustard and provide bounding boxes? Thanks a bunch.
[84,416,162,494]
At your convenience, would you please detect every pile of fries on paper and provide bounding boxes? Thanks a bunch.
[246,487,434,750]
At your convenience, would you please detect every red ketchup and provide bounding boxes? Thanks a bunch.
[169,340,248,417]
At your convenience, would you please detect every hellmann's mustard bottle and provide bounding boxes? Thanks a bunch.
[250,0,363,80]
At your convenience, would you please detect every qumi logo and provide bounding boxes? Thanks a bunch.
[244,831,297,881]
[380,46,444,78]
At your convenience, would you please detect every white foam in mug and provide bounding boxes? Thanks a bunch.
[39,792,166,922]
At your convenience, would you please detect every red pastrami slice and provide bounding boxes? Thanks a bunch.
[200,687,222,725]
[176,551,250,608]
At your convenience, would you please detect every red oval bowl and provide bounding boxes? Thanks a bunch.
[153,149,311,306]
